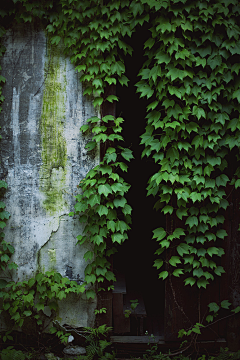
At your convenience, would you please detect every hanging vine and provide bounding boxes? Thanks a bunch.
[0,0,240,344]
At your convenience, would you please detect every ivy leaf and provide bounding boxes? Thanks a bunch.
[153,259,163,269]
[88,194,101,207]
[85,141,97,151]
[93,97,103,107]
[169,256,181,267]
[162,205,173,215]
[206,315,214,323]
[80,124,89,132]
[111,61,125,75]
[177,243,189,257]
[172,269,184,277]
[159,271,168,280]
[232,306,240,314]
[112,232,124,244]
[192,106,206,120]
[176,207,188,220]
[207,247,219,257]
[98,184,112,197]
[208,302,220,313]
[113,197,127,208]
[51,36,61,45]
[216,174,229,187]
[214,266,225,276]
[116,220,129,234]
[96,205,108,217]
[106,95,119,103]
[84,251,94,261]
[216,229,227,239]
[173,228,185,238]
[207,55,222,70]
[152,227,166,240]
[221,300,231,309]
[107,221,116,232]
[185,216,198,228]
[184,277,196,286]
[86,290,96,299]
[144,38,155,50]
[120,148,134,161]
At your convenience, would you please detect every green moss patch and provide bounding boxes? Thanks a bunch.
[39,43,68,215]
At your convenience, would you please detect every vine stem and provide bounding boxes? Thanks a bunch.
[169,273,192,326]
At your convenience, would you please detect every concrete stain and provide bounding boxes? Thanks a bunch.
[39,42,68,215]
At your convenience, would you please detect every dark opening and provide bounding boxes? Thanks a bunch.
[113,26,165,337]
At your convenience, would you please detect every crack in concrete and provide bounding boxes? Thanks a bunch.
[36,213,68,271]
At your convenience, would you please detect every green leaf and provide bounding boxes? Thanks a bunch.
[162,205,173,215]
[0,181,7,189]
[185,216,198,228]
[0,202,6,209]
[144,38,155,49]
[105,95,119,103]
[207,55,222,70]
[206,315,214,323]
[152,228,166,240]
[169,256,181,267]
[216,229,227,239]
[85,274,96,285]
[105,271,116,281]
[51,36,61,45]
[184,277,196,286]
[93,97,103,107]
[159,271,168,280]
[112,232,124,244]
[153,259,163,269]
[216,174,229,187]
[107,221,116,232]
[96,205,108,217]
[221,300,231,309]
[86,290,96,299]
[192,106,206,120]
[177,243,189,257]
[121,148,134,162]
[84,251,94,261]
[232,306,240,314]
[208,302,220,313]
[98,184,112,197]
[89,194,101,207]
[116,220,129,234]
[173,228,185,238]
[214,266,225,276]
[113,197,127,208]
[207,247,219,257]
[0,279,7,289]
[85,141,97,151]
[172,268,184,277]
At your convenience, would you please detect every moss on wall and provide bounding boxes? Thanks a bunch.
[39,43,68,214]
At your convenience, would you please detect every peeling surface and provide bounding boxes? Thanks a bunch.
[0,24,99,327]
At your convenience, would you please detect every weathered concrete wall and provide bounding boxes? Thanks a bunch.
[0,24,99,327]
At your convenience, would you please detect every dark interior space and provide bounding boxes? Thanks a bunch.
[113,25,165,337]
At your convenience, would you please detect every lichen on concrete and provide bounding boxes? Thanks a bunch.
[39,42,68,215]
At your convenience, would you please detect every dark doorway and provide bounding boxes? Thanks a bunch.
[113,26,165,337]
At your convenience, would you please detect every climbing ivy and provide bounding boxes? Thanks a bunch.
[70,115,133,299]
[137,0,240,288]
[0,0,240,342]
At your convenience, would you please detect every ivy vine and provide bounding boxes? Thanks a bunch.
[0,0,240,341]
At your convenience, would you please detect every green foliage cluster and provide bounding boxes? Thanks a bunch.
[83,324,113,360]
[70,115,133,299]
[0,0,240,351]
[0,271,84,331]
[136,0,240,288]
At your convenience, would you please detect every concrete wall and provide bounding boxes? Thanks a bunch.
[0,24,99,327]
